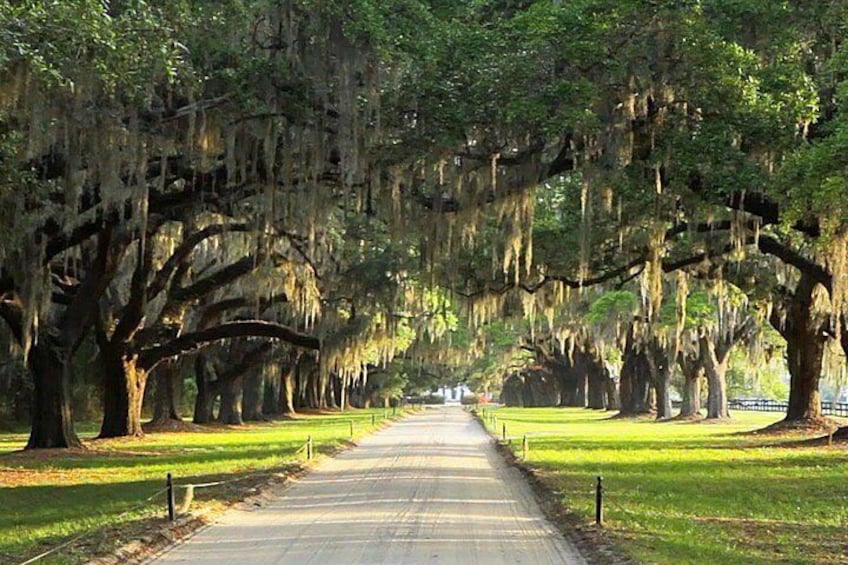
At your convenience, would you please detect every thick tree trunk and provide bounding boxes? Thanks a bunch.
[574,370,587,407]
[586,352,607,410]
[26,339,81,448]
[699,334,730,420]
[619,328,653,415]
[99,350,147,438]
[217,376,244,425]
[704,362,729,419]
[241,369,264,421]
[773,273,827,422]
[785,330,824,420]
[263,368,282,415]
[554,355,585,407]
[193,356,217,424]
[680,369,703,418]
[501,375,524,407]
[324,372,337,409]
[279,364,297,414]
[304,367,320,409]
[152,361,182,423]
[647,339,672,420]
[604,371,620,411]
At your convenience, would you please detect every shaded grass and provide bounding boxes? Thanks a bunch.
[480,408,848,565]
[0,408,407,564]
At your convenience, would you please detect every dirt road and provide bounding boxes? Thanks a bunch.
[149,407,586,564]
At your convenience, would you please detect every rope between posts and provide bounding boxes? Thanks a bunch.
[17,486,169,565]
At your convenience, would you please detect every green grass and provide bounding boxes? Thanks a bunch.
[479,408,848,565]
[0,408,408,564]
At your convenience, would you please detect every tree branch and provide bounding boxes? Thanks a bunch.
[147,223,251,301]
[138,320,320,370]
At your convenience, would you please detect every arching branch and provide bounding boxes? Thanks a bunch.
[147,223,252,301]
[138,320,320,370]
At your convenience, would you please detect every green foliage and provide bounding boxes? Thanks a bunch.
[587,291,639,326]
[727,348,789,400]
[1,0,186,96]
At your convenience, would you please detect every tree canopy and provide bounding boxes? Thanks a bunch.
[2,0,848,446]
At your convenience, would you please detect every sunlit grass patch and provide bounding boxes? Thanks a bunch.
[0,408,406,563]
[481,407,848,565]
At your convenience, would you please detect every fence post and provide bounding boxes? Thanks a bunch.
[307,435,313,460]
[522,435,529,460]
[349,420,354,438]
[166,472,176,522]
[595,476,603,527]
[502,423,507,441]
[371,414,376,426]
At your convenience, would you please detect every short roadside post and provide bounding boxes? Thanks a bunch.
[166,472,176,522]
[307,435,313,460]
[522,435,529,460]
[371,413,376,426]
[502,423,507,442]
[595,476,604,527]
[349,420,354,438]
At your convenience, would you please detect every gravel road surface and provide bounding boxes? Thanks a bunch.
[149,407,586,564]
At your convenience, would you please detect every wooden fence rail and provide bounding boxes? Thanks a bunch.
[729,399,848,417]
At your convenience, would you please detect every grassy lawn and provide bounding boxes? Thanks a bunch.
[0,408,408,564]
[479,407,848,565]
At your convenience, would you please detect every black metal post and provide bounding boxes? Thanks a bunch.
[166,472,176,522]
[595,476,603,526]
[502,423,507,441]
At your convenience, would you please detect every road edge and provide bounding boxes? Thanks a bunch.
[469,409,637,565]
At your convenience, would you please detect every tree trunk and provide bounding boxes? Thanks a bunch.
[241,369,264,421]
[785,329,824,421]
[554,355,585,407]
[217,375,244,425]
[574,369,587,407]
[678,356,703,419]
[99,349,147,438]
[263,366,282,415]
[26,339,81,448]
[604,370,620,411]
[152,360,182,423]
[651,365,672,420]
[324,372,337,409]
[193,355,217,424]
[773,273,827,422]
[280,364,297,415]
[555,358,573,407]
[699,333,730,420]
[619,327,653,415]
[585,351,607,410]
[647,338,672,420]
